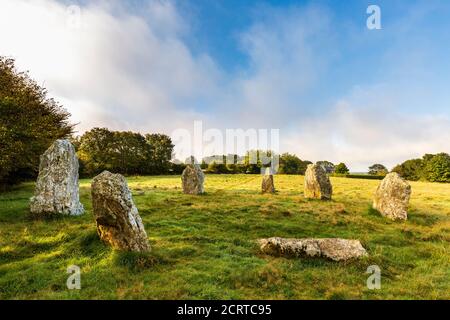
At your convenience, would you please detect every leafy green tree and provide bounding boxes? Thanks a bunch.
[392,159,424,181]
[368,164,388,176]
[335,163,350,174]
[278,153,311,174]
[78,128,151,176]
[0,57,73,188]
[77,128,115,176]
[423,153,450,182]
[145,134,174,174]
[111,131,150,175]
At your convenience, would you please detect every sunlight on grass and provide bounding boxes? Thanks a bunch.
[0,175,449,299]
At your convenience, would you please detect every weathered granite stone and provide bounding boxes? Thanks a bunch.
[262,175,275,193]
[181,164,205,195]
[30,140,84,216]
[91,171,150,252]
[258,237,368,261]
[373,172,411,221]
[304,164,332,200]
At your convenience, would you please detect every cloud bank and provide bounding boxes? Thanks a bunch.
[1,0,449,171]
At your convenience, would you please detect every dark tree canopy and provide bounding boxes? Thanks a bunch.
[0,57,73,188]
[77,128,174,177]
[392,159,424,181]
[278,153,311,175]
[335,162,350,174]
[368,164,388,176]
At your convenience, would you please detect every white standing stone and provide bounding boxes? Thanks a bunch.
[30,139,84,216]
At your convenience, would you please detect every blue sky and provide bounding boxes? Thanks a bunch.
[1,0,449,170]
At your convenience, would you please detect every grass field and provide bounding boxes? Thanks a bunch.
[0,174,449,300]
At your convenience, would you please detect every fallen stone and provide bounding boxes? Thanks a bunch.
[30,139,84,216]
[258,237,368,261]
[373,172,411,220]
[304,164,333,200]
[91,171,150,252]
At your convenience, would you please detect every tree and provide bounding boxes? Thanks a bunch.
[368,164,388,176]
[0,57,73,188]
[392,159,424,181]
[335,163,350,174]
[111,131,150,175]
[278,153,311,175]
[317,161,335,174]
[77,128,152,176]
[77,128,115,176]
[423,153,450,182]
[145,134,174,174]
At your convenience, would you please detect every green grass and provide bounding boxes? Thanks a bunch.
[0,175,449,299]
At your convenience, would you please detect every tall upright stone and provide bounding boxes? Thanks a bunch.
[373,172,411,220]
[304,164,332,200]
[30,139,84,216]
[262,174,275,194]
[91,171,150,252]
[181,164,205,195]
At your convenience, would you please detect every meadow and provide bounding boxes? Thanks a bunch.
[0,174,449,300]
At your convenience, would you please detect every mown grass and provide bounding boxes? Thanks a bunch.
[0,175,449,299]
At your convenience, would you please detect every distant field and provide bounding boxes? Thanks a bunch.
[0,175,449,299]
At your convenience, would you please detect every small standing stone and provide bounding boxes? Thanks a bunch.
[262,175,275,193]
[30,139,84,216]
[304,164,332,200]
[181,164,205,195]
[373,172,411,220]
[258,237,368,261]
[91,171,150,252]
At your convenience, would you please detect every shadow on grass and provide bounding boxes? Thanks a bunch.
[112,250,170,272]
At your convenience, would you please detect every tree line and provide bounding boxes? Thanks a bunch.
[392,153,450,183]
[72,128,174,177]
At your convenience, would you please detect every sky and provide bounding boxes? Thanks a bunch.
[1,0,449,171]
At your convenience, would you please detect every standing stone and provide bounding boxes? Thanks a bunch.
[304,164,332,200]
[30,139,84,216]
[181,164,205,195]
[373,172,411,221]
[262,175,275,193]
[91,171,150,252]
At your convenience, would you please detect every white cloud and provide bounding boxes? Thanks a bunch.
[0,0,219,133]
[283,86,450,171]
[0,0,448,170]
